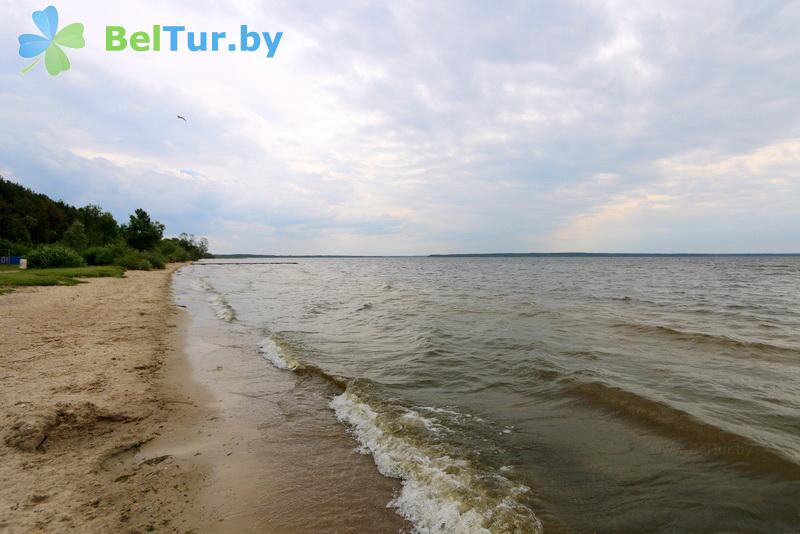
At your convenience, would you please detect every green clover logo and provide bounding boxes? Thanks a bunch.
[18,5,85,76]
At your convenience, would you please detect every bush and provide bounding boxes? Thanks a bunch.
[114,250,152,271]
[83,245,117,266]
[27,244,86,268]
[85,242,165,270]
[158,237,193,262]
[157,239,189,262]
[82,241,130,265]
[145,251,166,269]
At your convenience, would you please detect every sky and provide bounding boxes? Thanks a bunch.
[1,0,799,254]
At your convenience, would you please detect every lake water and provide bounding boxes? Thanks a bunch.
[177,256,800,532]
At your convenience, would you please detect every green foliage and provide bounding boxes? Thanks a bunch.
[0,176,210,262]
[62,220,88,251]
[175,233,210,260]
[27,244,86,268]
[122,208,165,251]
[144,251,166,269]
[77,204,119,246]
[115,249,153,271]
[0,177,78,243]
[82,241,127,265]
[0,179,117,248]
[157,236,213,262]
[0,238,30,257]
[84,242,170,270]
[157,239,189,261]
[0,265,124,289]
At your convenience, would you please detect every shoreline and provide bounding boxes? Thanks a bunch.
[1,263,409,533]
[0,264,207,533]
[166,265,408,533]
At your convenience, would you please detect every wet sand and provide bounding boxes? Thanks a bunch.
[0,265,407,533]
[161,267,408,533]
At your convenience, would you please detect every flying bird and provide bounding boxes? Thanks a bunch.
[176,115,187,122]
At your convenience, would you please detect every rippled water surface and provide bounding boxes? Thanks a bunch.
[184,257,800,532]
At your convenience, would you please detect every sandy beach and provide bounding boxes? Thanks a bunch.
[0,265,206,533]
[0,264,408,534]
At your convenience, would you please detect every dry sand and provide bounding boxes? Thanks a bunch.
[0,265,204,534]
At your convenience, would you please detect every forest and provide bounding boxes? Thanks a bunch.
[0,177,210,269]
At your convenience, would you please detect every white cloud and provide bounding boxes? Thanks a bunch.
[1,0,799,253]
[552,139,800,252]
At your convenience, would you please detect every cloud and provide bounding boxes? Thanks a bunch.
[1,0,798,253]
[552,139,800,252]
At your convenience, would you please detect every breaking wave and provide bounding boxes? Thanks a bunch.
[192,277,237,322]
[258,332,542,533]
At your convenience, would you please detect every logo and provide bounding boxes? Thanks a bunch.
[18,5,85,76]
[105,26,282,57]
[15,6,282,77]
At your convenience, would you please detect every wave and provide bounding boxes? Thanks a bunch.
[566,380,800,479]
[259,336,301,370]
[610,322,799,356]
[259,333,542,533]
[516,310,561,319]
[259,333,347,389]
[331,383,542,534]
[191,278,237,322]
[521,363,800,477]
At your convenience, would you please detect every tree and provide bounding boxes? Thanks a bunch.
[62,220,88,251]
[0,177,79,244]
[122,209,164,251]
[177,233,211,260]
[78,204,119,246]
[0,178,211,259]
[197,237,209,257]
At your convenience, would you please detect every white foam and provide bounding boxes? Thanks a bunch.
[330,391,542,534]
[208,293,236,322]
[416,406,465,417]
[192,277,236,322]
[400,410,445,434]
[416,405,487,424]
[259,337,299,370]
[190,277,213,292]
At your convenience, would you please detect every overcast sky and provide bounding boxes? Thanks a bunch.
[1,1,799,254]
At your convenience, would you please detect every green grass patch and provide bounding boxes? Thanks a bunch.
[0,265,125,291]
[0,265,20,272]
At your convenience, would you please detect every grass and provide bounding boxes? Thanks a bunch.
[0,265,125,292]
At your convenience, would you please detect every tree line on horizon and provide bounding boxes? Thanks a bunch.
[0,177,210,270]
